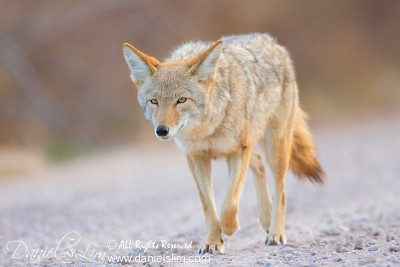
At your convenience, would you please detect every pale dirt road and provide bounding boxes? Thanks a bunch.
[0,116,399,266]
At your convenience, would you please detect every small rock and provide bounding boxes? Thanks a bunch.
[255,259,264,265]
[318,240,328,245]
[292,250,302,256]
[358,257,376,265]
[386,234,395,242]
[344,242,352,247]
[372,229,381,236]
[388,246,400,252]
[310,252,317,256]
[284,255,294,260]
[354,240,363,250]
[332,256,342,262]
[340,225,350,232]
[368,245,378,251]
[279,247,294,253]
[320,228,340,236]
[335,245,349,253]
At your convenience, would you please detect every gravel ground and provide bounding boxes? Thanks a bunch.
[0,116,399,266]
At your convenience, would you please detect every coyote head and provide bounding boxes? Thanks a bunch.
[123,41,222,140]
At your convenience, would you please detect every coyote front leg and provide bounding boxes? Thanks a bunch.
[187,155,223,255]
[220,145,252,236]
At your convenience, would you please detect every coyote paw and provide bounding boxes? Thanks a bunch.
[265,232,286,246]
[221,207,239,236]
[198,239,224,255]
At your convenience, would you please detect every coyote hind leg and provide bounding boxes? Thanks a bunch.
[264,129,292,246]
[249,153,273,233]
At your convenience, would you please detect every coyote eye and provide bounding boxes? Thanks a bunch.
[150,99,158,105]
[177,97,187,104]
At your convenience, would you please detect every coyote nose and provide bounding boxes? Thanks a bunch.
[156,125,169,137]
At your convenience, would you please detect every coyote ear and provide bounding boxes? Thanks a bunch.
[122,43,159,87]
[188,40,222,81]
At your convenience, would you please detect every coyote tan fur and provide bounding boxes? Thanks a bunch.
[123,33,325,255]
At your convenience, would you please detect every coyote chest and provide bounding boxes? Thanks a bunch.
[174,130,242,158]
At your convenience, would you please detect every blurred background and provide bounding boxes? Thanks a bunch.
[1,0,400,175]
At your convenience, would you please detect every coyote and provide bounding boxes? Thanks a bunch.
[123,33,324,254]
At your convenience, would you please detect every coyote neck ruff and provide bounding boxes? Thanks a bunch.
[123,33,325,255]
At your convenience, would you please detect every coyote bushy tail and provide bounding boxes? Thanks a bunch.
[290,109,325,184]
